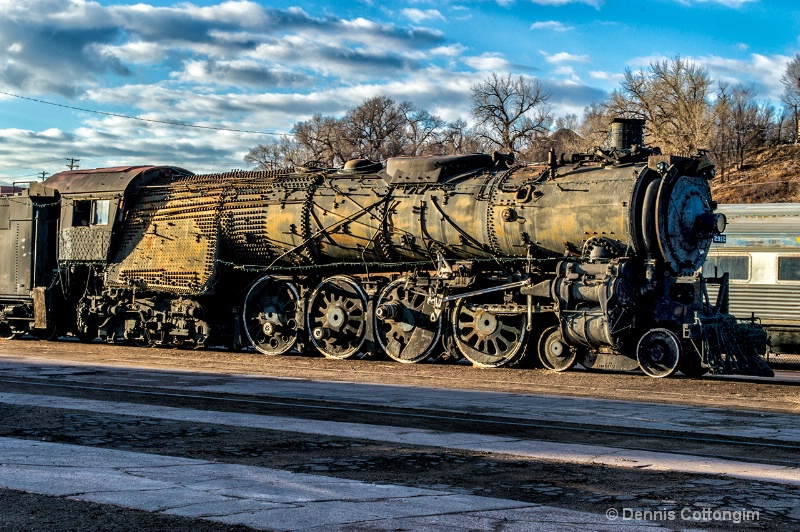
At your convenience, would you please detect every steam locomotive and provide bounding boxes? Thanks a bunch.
[0,119,771,377]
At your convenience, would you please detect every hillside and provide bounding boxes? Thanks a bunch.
[711,144,800,204]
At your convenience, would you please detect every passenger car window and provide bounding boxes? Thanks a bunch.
[778,256,800,281]
[703,255,749,280]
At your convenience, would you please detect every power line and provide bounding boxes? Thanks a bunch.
[0,90,282,136]
[0,159,65,170]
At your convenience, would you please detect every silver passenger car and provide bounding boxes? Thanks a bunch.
[705,203,800,361]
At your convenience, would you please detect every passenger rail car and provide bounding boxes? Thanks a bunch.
[0,119,772,377]
[705,203,800,361]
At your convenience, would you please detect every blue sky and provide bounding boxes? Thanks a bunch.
[1,0,798,183]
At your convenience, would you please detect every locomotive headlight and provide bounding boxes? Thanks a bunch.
[713,212,726,233]
[694,212,726,235]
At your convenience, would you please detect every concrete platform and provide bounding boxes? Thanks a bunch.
[0,437,662,531]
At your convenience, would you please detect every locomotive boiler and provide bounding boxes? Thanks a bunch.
[0,119,771,377]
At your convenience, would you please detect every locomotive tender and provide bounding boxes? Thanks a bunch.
[0,119,771,377]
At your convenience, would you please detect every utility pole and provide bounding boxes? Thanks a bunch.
[65,157,80,170]
[38,171,48,181]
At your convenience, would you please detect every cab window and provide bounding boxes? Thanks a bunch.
[72,199,110,226]
[92,200,110,225]
[72,200,91,226]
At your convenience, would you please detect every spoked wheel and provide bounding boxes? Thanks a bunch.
[307,276,367,359]
[243,276,300,356]
[637,328,681,378]
[538,326,578,372]
[374,278,441,363]
[451,299,527,367]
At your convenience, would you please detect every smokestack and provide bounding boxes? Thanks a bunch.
[610,118,645,150]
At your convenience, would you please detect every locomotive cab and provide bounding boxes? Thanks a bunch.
[40,166,195,341]
[44,166,186,263]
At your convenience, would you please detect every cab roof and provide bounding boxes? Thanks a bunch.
[44,166,192,196]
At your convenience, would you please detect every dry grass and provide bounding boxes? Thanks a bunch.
[712,145,800,204]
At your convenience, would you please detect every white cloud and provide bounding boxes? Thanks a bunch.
[462,53,514,72]
[589,70,625,83]
[430,44,467,57]
[671,0,756,7]
[495,0,600,5]
[99,41,167,64]
[531,0,602,6]
[699,53,792,100]
[543,52,591,64]
[530,21,574,32]
[552,65,582,85]
[402,8,445,23]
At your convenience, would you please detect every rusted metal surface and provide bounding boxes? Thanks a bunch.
[44,166,192,196]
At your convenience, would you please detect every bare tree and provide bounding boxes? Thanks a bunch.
[780,54,800,143]
[292,113,352,167]
[345,96,406,160]
[437,119,485,154]
[555,113,579,131]
[709,87,733,180]
[244,136,307,170]
[710,83,773,178]
[578,102,613,149]
[770,106,794,145]
[399,102,445,156]
[470,73,552,153]
[605,56,714,154]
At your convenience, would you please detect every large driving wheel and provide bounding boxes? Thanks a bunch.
[243,276,300,355]
[307,276,367,359]
[636,328,681,378]
[451,299,527,367]
[538,326,578,372]
[374,278,441,363]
